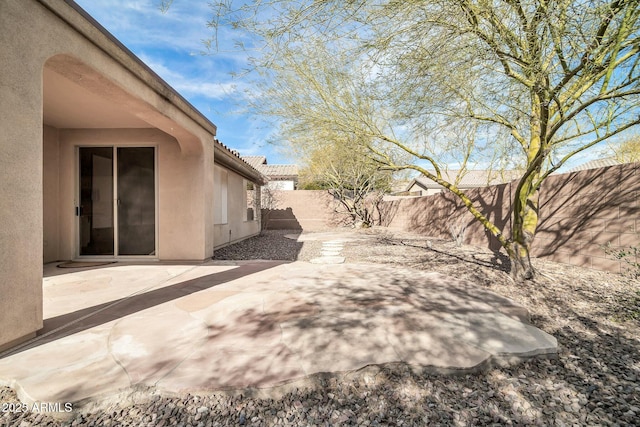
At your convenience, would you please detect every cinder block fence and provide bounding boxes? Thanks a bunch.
[381,163,639,274]
[262,163,639,274]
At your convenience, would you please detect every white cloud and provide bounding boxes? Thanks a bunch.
[136,54,182,80]
[175,81,238,100]
[76,0,215,52]
[136,54,239,100]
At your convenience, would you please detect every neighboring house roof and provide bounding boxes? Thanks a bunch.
[406,170,520,192]
[567,157,621,173]
[241,156,299,181]
[259,164,299,179]
[242,156,267,168]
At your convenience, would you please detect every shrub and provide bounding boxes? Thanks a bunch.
[603,239,640,280]
[449,220,467,247]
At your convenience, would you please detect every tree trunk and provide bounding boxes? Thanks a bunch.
[510,244,536,281]
[510,174,541,281]
[509,96,546,281]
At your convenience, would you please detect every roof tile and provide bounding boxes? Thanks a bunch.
[409,170,520,190]
[258,164,298,178]
[567,157,621,173]
[242,156,267,168]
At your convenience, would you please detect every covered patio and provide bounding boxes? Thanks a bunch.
[1,0,265,352]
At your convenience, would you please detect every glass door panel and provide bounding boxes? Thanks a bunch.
[117,147,156,256]
[79,147,114,256]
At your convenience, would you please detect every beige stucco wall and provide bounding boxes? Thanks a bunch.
[407,183,442,196]
[266,180,296,191]
[214,169,260,249]
[44,128,211,262]
[43,125,61,263]
[1,0,218,350]
[1,0,48,350]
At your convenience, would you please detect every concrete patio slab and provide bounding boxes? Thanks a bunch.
[387,328,493,369]
[109,309,208,384]
[280,316,401,374]
[0,259,557,409]
[156,343,306,392]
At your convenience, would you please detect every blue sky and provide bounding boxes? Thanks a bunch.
[74,0,290,164]
[72,0,630,172]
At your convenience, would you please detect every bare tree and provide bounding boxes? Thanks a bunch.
[260,184,280,233]
[300,138,394,227]
[204,0,640,280]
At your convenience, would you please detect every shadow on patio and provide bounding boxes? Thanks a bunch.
[1,261,288,358]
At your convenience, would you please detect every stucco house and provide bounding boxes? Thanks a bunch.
[401,170,521,196]
[243,156,299,191]
[0,0,265,351]
[566,157,622,173]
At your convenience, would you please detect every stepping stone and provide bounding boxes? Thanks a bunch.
[321,250,342,256]
[310,256,346,264]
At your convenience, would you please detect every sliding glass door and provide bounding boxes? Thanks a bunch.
[79,147,114,255]
[78,147,156,257]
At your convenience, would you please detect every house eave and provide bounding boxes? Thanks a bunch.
[266,176,298,180]
[39,0,217,137]
[214,144,267,185]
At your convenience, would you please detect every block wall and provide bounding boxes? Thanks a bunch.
[262,190,341,231]
[381,163,639,273]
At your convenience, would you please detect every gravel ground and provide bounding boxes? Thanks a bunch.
[212,230,322,262]
[2,228,639,426]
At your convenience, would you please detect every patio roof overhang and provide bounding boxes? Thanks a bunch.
[40,0,218,156]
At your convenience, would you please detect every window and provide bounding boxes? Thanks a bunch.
[214,165,228,224]
[244,179,256,221]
